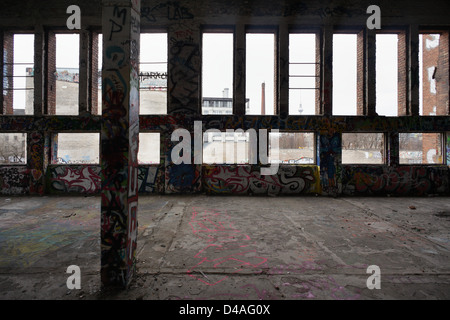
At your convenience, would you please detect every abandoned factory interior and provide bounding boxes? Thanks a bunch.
[0,0,450,304]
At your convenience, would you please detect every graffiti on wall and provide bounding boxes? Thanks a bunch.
[0,167,29,195]
[138,166,164,193]
[165,163,201,193]
[318,133,341,195]
[169,38,200,112]
[203,165,320,195]
[342,166,449,196]
[100,4,140,287]
[49,166,101,193]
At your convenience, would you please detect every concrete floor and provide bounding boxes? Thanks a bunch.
[1,194,450,300]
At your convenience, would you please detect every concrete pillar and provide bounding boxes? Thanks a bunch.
[367,29,376,116]
[101,0,140,288]
[27,131,46,195]
[321,25,333,116]
[388,131,399,166]
[278,23,289,117]
[167,21,199,114]
[318,131,341,196]
[357,29,376,116]
[79,29,90,115]
[234,24,245,116]
[0,31,3,114]
[409,25,420,116]
[46,31,56,115]
[2,32,14,115]
[34,26,45,116]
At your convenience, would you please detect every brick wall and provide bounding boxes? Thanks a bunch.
[436,32,449,115]
[398,32,408,116]
[421,32,449,164]
[91,32,99,115]
[357,30,365,115]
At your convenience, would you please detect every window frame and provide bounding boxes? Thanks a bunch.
[341,132,387,165]
[398,131,445,165]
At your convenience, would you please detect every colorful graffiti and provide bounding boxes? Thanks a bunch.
[138,166,164,193]
[319,133,341,195]
[100,4,140,288]
[49,166,101,193]
[0,166,29,195]
[342,166,449,196]
[165,163,201,193]
[203,165,320,195]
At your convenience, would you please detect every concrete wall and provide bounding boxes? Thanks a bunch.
[0,0,449,197]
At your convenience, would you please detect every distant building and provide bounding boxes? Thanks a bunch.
[203,88,249,115]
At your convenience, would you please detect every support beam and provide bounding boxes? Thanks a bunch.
[409,25,420,116]
[278,23,289,117]
[357,29,376,116]
[2,32,14,115]
[233,24,245,116]
[79,29,90,115]
[321,24,333,116]
[101,0,140,288]
[34,26,45,116]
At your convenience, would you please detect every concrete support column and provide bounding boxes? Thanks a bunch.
[46,31,56,115]
[101,0,140,288]
[321,25,333,116]
[0,31,3,114]
[388,131,399,166]
[2,32,14,115]
[34,26,45,116]
[367,29,376,116]
[318,131,341,196]
[409,25,420,116]
[357,29,376,116]
[27,131,46,195]
[79,29,90,115]
[278,24,289,117]
[234,24,245,116]
[167,22,200,114]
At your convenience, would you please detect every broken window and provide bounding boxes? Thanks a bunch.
[333,34,357,115]
[269,132,315,164]
[202,32,233,115]
[0,133,26,164]
[246,33,275,115]
[138,132,160,164]
[140,33,167,115]
[399,133,443,164]
[55,33,80,115]
[376,34,398,116]
[203,131,252,164]
[342,133,385,164]
[419,33,449,116]
[54,133,99,164]
[289,33,318,115]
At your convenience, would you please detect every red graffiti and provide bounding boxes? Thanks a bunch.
[187,207,267,286]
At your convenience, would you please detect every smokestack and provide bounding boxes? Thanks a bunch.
[223,88,229,98]
[261,82,265,115]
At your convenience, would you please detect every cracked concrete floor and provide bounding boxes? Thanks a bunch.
[0,195,449,300]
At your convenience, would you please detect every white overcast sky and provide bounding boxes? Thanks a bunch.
[12,32,426,116]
